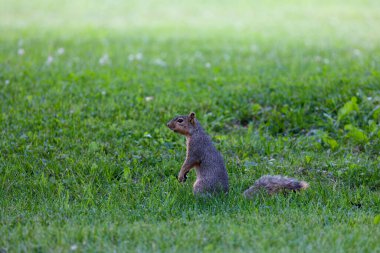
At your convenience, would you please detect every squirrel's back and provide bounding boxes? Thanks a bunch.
[243,175,309,198]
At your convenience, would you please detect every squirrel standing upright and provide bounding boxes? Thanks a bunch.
[167,112,309,197]
[167,112,229,194]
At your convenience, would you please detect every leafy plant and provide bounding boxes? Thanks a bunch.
[338,96,359,122]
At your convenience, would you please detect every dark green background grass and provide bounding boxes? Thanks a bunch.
[1,0,380,252]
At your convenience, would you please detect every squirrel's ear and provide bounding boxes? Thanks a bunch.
[189,112,195,125]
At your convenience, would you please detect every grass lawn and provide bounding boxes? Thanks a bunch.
[1,0,380,252]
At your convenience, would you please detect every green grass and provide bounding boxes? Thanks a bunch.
[1,0,380,252]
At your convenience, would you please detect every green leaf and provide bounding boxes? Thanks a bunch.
[123,166,131,180]
[313,130,338,150]
[90,162,98,171]
[89,141,100,152]
[305,155,312,164]
[322,136,339,151]
[371,105,380,121]
[374,214,380,225]
[344,124,369,144]
[338,97,359,121]
[251,103,262,114]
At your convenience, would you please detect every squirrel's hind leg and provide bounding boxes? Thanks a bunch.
[193,179,205,195]
[193,179,228,196]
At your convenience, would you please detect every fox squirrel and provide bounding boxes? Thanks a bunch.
[167,112,309,197]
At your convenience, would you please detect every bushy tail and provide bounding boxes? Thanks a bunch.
[243,175,309,199]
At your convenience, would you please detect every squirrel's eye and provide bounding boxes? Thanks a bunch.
[177,119,183,123]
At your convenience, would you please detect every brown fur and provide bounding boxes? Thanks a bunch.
[167,112,309,197]
[243,175,309,198]
[167,112,229,195]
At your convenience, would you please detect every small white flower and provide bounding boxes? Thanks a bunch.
[153,58,167,67]
[18,48,25,55]
[129,53,143,62]
[101,91,106,96]
[353,49,361,57]
[205,62,211,68]
[5,80,10,85]
[46,56,54,65]
[175,59,182,66]
[250,44,259,52]
[70,244,78,251]
[135,53,143,61]
[145,96,154,102]
[194,51,203,58]
[99,54,110,65]
[57,48,65,55]
[128,54,135,61]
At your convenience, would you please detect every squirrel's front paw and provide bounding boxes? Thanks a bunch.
[178,173,187,182]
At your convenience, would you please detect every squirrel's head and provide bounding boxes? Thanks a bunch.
[167,112,197,136]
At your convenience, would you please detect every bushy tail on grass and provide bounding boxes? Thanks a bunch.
[243,175,309,199]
